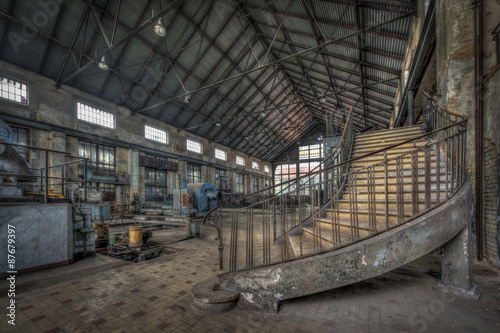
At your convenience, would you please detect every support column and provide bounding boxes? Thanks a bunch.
[407,89,414,126]
[434,226,481,301]
[129,150,139,201]
[50,131,66,195]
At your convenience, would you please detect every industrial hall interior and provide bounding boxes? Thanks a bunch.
[0,0,500,332]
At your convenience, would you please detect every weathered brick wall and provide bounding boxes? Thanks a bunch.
[484,139,498,261]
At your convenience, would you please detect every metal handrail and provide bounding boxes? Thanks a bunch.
[204,93,467,271]
[273,107,354,197]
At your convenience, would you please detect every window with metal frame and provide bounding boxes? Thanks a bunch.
[299,161,322,195]
[251,177,260,193]
[186,163,202,183]
[77,102,114,129]
[215,148,226,161]
[299,144,324,160]
[252,161,259,170]
[215,169,227,190]
[145,168,167,202]
[264,165,270,173]
[145,125,168,144]
[78,141,116,200]
[0,76,28,104]
[234,173,245,193]
[187,139,202,154]
[274,163,297,194]
[236,156,244,166]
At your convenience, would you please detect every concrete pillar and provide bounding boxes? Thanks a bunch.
[435,0,475,168]
[407,89,414,126]
[434,226,481,301]
[129,150,139,200]
[50,131,65,194]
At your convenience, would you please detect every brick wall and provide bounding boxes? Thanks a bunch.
[484,139,498,261]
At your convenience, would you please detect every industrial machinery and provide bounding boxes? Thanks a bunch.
[219,191,246,208]
[173,188,195,216]
[107,226,162,262]
[0,119,37,199]
[187,182,220,218]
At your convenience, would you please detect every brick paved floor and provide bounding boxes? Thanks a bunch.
[1,223,499,333]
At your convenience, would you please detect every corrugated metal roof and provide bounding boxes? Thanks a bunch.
[0,0,415,162]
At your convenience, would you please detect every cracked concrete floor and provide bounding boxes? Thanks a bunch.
[1,222,500,333]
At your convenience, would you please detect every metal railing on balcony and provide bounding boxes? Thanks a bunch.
[203,93,467,272]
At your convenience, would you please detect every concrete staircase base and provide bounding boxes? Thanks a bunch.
[216,181,473,313]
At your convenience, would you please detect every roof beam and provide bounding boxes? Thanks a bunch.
[247,4,409,41]
[133,8,414,113]
[258,35,401,76]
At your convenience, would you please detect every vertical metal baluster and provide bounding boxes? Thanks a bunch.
[445,137,449,199]
[330,180,335,248]
[384,151,389,230]
[425,147,431,211]
[336,176,341,245]
[462,127,466,184]
[349,175,354,241]
[436,142,441,205]
[411,151,418,217]
[396,157,404,224]
[246,209,250,269]
[318,183,322,252]
[368,166,376,235]
[451,133,456,194]
[354,174,359,239]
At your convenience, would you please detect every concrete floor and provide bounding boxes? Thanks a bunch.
[1,222,500,333]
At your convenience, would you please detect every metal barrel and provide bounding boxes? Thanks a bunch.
[129,227,143,249]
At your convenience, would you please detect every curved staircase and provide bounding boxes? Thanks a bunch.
[193,94,478,312]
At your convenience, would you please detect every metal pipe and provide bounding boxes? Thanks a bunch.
[407,89,414,126]
[44,150,48,204]
[83,160,87,200]
[474,0,484,261]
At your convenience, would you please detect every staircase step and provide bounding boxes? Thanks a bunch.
[351,155,437,167]
[337,191,449,201]
[342,183,449,192]
[316,219,373,232]
[351,175,449,185]
[355,126,423,141]
[352,141,428,156]
[335,200,428,211]
[350,168,451,179]
[328,207,412,218]
[302,226,370,246]
[191,277,239,314]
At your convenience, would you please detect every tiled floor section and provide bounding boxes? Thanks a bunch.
[1,224,500,333]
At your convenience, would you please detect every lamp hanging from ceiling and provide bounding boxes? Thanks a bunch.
[154,17,167,37]
[98,55,109,70]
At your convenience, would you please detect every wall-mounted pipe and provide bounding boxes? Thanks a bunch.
[474,0,484,261]
[407,89,415,126]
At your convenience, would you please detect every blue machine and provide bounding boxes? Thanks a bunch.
[187,182,219,217]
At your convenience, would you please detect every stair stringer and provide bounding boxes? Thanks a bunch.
[217,180,472,313]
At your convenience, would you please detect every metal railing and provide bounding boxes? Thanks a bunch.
[203,94,467,272]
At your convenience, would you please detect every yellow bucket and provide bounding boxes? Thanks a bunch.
[129,227,143,249]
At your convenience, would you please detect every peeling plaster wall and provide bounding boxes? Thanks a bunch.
[0,61,272,201]
[482,0,500,263]
[435,0,476,167]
